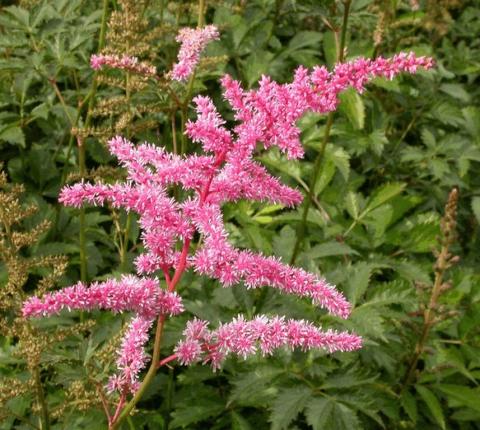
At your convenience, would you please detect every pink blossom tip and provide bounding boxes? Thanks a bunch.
[170,25,220,82]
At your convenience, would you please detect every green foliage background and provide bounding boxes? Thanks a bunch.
[1,0,479,429]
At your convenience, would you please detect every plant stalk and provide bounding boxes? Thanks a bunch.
[400,189,458,392]
[33,367,50,430]
[290,0,351,265]
[77,0,110,282]
[109,151,226,429]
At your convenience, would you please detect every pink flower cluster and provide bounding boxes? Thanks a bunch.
[107,317,153,394]
[23,26,433,396]
[90,54,157,76]
[22,276,183,320]
[170,25,220,81]
[175,316,362,369]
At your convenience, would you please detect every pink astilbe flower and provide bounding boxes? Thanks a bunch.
[174,315,362,369]
[107,317,153,394]
[22,276,183,320]
[220,52,433,160]
[23,31,433,404]
[90,54,157,76]
[170,25,220,81]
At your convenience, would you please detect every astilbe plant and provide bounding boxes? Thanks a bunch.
[22,25,433,429]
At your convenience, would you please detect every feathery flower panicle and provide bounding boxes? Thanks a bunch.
[22,276,183,320]
[170,25,220,81]
[90,54,157,77]
[23,26,433,401]
[174,315,362,369]
[107,317,153,394]
[220,52,433,160]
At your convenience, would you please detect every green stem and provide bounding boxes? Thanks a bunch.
[33,367,50,430]
[197,0,206,27]
[109,152,226,430]
[179,110,186,155]
[78,143,88,282]
[120,212,132,272]
[181,0,207,147]
[78,0,110,282]
[289,0,351,265]
[400,236,450,392]
[159,0,164,24]
[111,315,166,429]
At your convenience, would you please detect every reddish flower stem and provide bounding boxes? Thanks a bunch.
[109,149,225,430]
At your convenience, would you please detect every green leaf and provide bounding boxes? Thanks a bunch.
[273,225,296,262]
[462,106,480,137]
[243,51,273,88]
[231,411,253,430]
[4,6,30,28]
[0,125,25,147]
[416,385,446,430]
[313,156,336,195]
[288,31,322,51]
[436,384,480,413]
[229,367,283,407]
[305,397,360,430]
[401,390,418,423]
[322,31,337,67]
[339,88,365,130]
[365,183,406,213]
[472,197,480,225]
[429,102,463,127]
[440,83,471,103]
[270,387,312,430]
[345,191,361,220]
[329,147,351,181]
[170,387,224,428]
[345,262,376,305]
[307,241,359,259]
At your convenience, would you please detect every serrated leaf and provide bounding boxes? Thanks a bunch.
[462,106,480,137]
[0,125,25,147]
[288,31,322,51]
[440,83,471,103]
[416,385,445,430]
[366,183,406,213]
[345,262,376,305]
[270,387,312,430]
[4,6,30,28]
[339,88,365,130]
[313,156,336,195]
[420,128,436,148]
[170,399,224,428]
[273,225,296,262]
[231,411,253,430]
[305,397,360,430]
[436,384,480,413]
[345,191,360,220]
[429,102,463,127]
[228,367,283,407]
[307,241,358,259]
[401,390,418,423]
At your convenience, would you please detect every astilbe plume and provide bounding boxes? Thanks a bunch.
[90,54,157,76]
[22,24,433,407]
[170,25,220,81]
